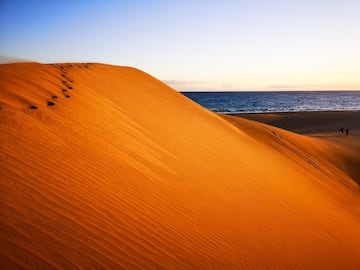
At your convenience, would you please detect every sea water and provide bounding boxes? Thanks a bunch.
[181,91,360,113]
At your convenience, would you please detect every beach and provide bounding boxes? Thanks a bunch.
[232,111,360,162]
[223,111,360,187]
[233,110,360,136]
[1,63,360,269]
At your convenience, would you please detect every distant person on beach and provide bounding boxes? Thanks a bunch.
[345,129,349,136]
[339,128,344,135]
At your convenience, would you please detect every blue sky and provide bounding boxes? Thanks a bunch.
[1,0,359,90]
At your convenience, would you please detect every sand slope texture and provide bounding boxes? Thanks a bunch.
[1,63,360,269]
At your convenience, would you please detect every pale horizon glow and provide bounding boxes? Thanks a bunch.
[1,0,359,91]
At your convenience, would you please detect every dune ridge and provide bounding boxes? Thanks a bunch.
[1,63,360,269]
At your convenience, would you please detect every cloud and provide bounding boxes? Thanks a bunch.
[267,84,304,89]
[0,55,33,64]
[267,83,360,90]
[221,83,233,89]
[162,80,208,86]
[162,80,217,91]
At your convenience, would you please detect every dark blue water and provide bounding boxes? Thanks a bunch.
[181,91,360,113]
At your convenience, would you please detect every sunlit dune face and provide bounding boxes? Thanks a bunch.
[1,63,360,269]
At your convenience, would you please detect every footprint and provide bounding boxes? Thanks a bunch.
[47,101,55,107]
[65,95,71,98]
[29,105,38,110]
[51,95,58,99]
[68,86,73,90]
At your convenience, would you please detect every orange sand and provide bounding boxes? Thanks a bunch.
[1,63,360,269]
[230,112,360,185]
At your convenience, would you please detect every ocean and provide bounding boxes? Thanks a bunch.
[181,91,360,113]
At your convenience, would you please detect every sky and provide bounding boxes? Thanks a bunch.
[0,0,359,91]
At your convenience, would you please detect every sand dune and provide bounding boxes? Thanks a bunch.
[1,63,360,269]
[231,112,360,185]
[234,111,360,137]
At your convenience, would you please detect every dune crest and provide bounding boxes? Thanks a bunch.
[1,63,360,269]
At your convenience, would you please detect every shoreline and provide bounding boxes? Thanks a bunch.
[181,90,360,93]
[226,110,360,163]
[218,109,360,115]
[228,110,360,135]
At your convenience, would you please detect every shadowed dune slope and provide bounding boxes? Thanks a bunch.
[227,112,360,187]
[1,63,360,269]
